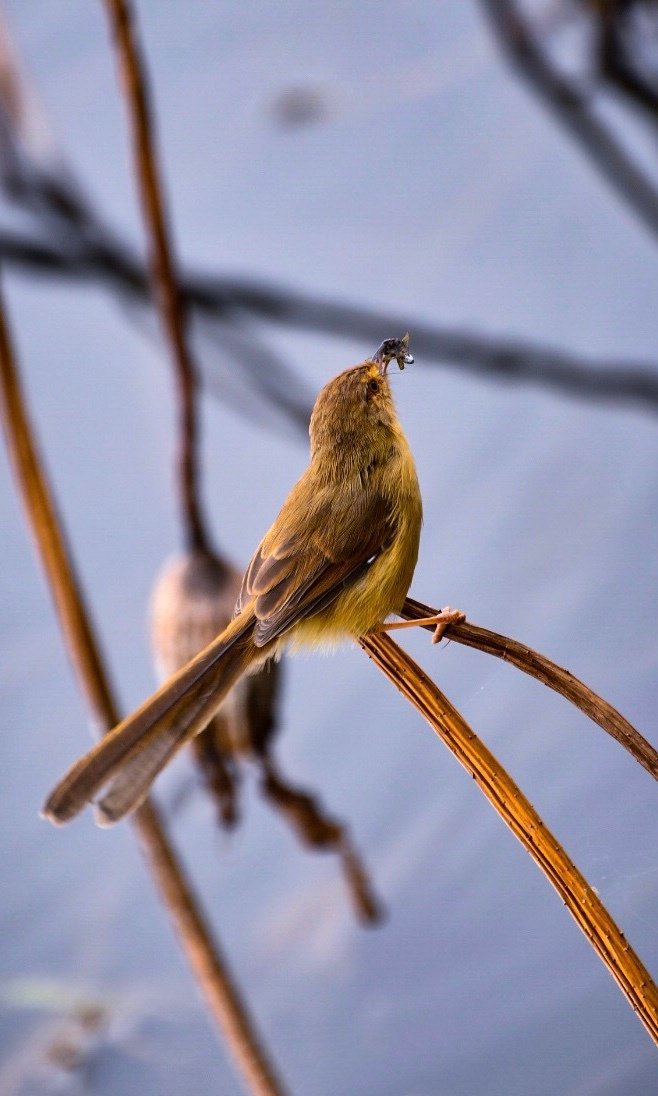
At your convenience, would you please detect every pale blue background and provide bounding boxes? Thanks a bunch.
[1,3,657,1093]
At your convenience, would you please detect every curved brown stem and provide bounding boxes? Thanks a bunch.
[402,596,658,782]
[0,280,287,1096]
[360,630,658,1045]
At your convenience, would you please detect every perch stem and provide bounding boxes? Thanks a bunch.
[361,630,658,1045]
[402,597,658,782]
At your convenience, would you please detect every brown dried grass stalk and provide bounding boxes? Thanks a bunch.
[360,629,658,1045]
[102,0,208,551]
[403,597,658,781]
[0,284,287,1096]
[89,10,286,1085]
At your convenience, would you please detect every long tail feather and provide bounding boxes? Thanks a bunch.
[95,723,192,825]
[43,610,260,825]
[95,656,241,825]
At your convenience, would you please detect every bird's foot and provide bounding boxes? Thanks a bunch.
[378,606,466,644]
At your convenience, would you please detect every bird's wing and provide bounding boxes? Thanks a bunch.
[236,476,397,647]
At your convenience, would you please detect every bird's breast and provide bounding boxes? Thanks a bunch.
[290,443,422,650]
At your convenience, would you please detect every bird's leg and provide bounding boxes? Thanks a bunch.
[377,606,466,644]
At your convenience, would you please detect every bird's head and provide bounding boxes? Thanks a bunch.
[309,336,412,460]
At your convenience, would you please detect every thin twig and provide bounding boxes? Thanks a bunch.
[360,630,658,1045]
[196,273,658,413]
[0,278,287,1096]
[596,2,658,125]
[3,229,658,419]
[478,0,658,240]
[403,597,658,781]
[2,7,658,421]
[102,0,208,552]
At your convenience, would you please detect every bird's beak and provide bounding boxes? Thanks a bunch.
[373,335,414,374]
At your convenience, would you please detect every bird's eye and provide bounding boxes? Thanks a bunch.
[367,378,380,395]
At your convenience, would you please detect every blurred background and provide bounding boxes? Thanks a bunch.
[1,1,658,1093]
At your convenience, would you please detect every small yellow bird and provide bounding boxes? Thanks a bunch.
[43,337,453,827]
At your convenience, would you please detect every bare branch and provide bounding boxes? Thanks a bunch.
[360,629,658,1045]
[402,596,658,781]
[2,228,658,418]
[197,273,658,414]
[0,278,288,1096]
[102,0,209,551]
[594,1,658,125]
[259,759,384,925]
[478,0,658,240]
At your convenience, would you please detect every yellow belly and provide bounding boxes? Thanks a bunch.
[289,487,422,651]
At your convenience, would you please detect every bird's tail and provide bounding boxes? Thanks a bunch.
[43,610,262,826]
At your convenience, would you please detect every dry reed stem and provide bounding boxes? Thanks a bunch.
[102,0,208,551]
[360,630,658,1045]
[403,597,658,781]
[95,9,287,1082]
[0,283,287,1096]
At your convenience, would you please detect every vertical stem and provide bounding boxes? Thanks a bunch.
[0,279,287,1096]
[0,290,119,729]
[132,804,288,1096]
[103,0,209,550]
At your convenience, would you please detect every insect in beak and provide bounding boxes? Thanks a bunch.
[373,334,414,374]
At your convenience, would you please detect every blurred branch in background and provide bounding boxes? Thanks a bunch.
[360,627,658,1045]
[478,0,658,240]
[0,12,657,424]
[3,225,658,417]
[0,13,310,434]
[0,278,287,1094]
[191,274,658,413]
[258,756,383,924]
[593,0,658,123]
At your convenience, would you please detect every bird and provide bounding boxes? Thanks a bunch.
[43,336,456,828]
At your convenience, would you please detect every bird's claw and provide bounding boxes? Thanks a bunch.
[431,606,466,644]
